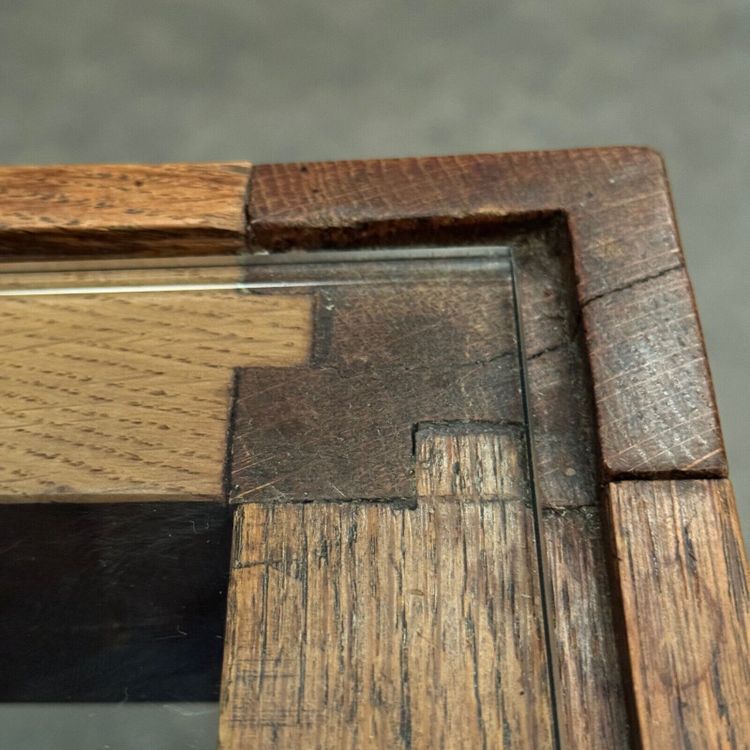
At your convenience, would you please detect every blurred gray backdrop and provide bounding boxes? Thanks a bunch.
[1,1,747,748]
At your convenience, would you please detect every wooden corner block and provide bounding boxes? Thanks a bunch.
[584,266,725,478]
[606,479,750,749]
[247,148,726,479]
[246,148,676,304]
[0,161,252,259]
[541,506,630,748]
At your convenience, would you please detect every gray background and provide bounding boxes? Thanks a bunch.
[1,1,747,747]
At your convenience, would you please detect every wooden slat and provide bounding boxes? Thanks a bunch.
[0,162,251,258]
[247,149,678,303]
[607,479,750,749]
[0,283,312,501]
[219,426,554,748]
[542,507,630,748]
[247,149,726,479]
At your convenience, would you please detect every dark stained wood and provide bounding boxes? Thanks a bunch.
[607,479,750,749]
[515,229,599,508]
[247,149,726,479]
[586,268,724,478]
[0,162,251,259]
[220,425,554,749]
[231,363,520,503]
[528,344,599,506]
[311,278,517,369]
[239,234,598,510]
[516,230,629,744]
[247,150,674,303]
[241,252,519,367]
[230,235,602,508]
[230,270,522,503]
[517,230,629,744]
[542,507,630,748]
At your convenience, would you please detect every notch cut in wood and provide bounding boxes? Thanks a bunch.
[230,271,523,504]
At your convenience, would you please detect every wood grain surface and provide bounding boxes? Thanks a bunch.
[0,151,726,477]
[247,150,677,303]
[608,479,750,749]
[230,267,523,503]
[415,423,527,500]
[0,162,250,258]
[219,425,554,749]
[542,507,630,748]
[586,268,723,478]
[247,149,726,479]
[0,283,312,501]
[516,229,599,509]
[1,152,744,748]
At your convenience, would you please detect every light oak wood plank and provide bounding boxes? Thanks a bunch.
[0,162,251,258]
[0,289,312,501]
[608,479,749,749]
[219,426,554,749]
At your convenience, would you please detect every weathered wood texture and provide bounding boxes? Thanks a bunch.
[0,162,250,258]
[247,149,725,479]
[1,152,742,748]
[586,269,722,477]
[0,280,312,501]
[415,423,527,500]
[517,231,630,745]
[236,231,596,508]
[607,479,750,749]
[516,230,599,509]
[230,262,522,503]
[0,152,726,477]
[542,507,630,748]
[220,426,554,749]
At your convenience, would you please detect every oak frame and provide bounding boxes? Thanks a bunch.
[0,148,747,748]
[243,149,746,748]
